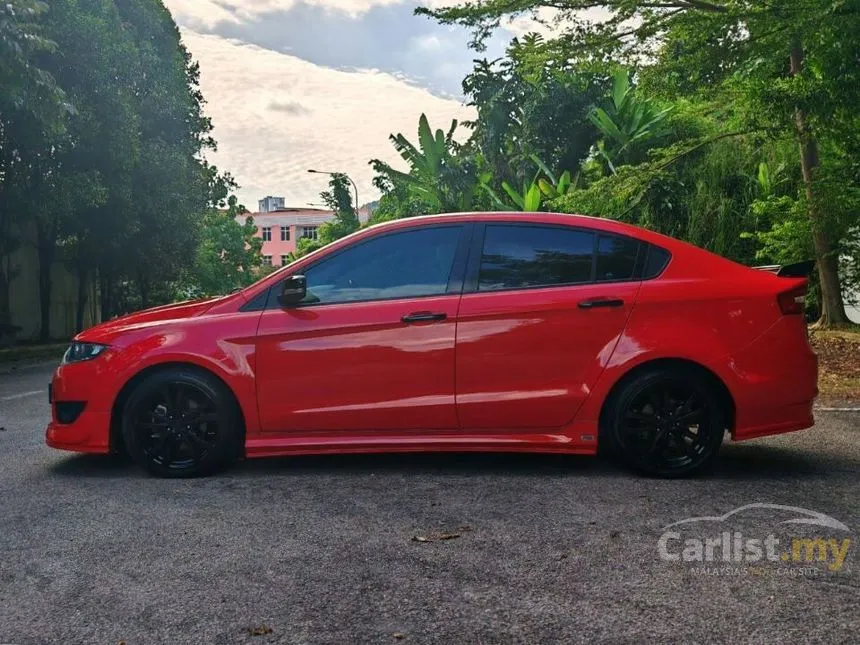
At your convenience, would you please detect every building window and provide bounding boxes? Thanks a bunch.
[300,226,318,241]
[280,226,290,242]
[262,255,272,266]
[262,227,272,242]
[281,255,289,266]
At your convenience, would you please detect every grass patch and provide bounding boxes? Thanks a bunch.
[0,343,67,364]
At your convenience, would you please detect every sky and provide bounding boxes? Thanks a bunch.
[161,0,534,210]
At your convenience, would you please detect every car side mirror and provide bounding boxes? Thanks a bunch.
[279,275,307,307]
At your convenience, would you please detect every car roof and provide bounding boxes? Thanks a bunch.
[367,211,674,246]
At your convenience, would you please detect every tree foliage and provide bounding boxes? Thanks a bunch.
[414,0,860,325]
[178,169,262,298]
[0,0,236,336]
[370,113,481,215]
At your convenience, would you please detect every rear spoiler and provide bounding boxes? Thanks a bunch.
[753,260,815,278]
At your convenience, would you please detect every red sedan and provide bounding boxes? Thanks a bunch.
[46,212,818,478]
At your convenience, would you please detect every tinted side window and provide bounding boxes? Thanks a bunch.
[643,245,671,279]
[478,225,594,291]
[596,234,640,282]
[301,226,462,304]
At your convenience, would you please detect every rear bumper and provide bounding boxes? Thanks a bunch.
[710,317,818,441]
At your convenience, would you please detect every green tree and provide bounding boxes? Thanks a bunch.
[318,172,360,243]
[418,0,860,325]
[20,0,137,338]
[0,0,68,326]
[462,34,603,189]
[14,0,214,334]
[105,0,213,315]
[179,169,262,298]
[588,69,673,173]
[370,113,480,215]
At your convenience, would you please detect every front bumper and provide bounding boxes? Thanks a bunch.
[45,359,115,455]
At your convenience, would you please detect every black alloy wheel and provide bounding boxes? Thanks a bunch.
[604,368,725,477]
[121,368,241,477]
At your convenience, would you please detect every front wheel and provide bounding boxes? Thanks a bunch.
[121,368,242,478]
[602,368,726,477]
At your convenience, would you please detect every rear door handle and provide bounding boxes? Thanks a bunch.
[578,298,624,309]
[401,311,448,323]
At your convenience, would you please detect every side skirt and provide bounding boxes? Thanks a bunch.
[245,430,598,459]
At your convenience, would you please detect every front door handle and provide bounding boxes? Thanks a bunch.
[401,311,448,323]
[578,298,624,309]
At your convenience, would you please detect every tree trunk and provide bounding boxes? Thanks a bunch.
[138,275,150,310]
[99,269,113,322]
[75,265,88,333]
[0,255,11,327]
[35,220,56,342]
[790,41,848,327]
[0,184,15,327]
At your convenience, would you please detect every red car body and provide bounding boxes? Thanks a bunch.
[47,212,817,468]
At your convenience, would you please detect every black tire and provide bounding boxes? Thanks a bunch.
[602,367,726,477]
[121,367,242,478]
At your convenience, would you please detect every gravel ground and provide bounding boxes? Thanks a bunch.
[0,361,858,645]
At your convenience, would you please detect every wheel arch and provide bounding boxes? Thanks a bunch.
[598,357,736,437]
[109,361,247,455]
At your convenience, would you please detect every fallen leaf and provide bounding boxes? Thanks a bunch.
[393,633,406,639]
[412,529,466,543]
[248,625,273,636]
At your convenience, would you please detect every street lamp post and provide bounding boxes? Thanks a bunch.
[307,169,359,216]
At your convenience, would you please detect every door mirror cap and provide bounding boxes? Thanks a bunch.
[279,275,307,306]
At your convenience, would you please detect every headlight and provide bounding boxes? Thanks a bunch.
[62,342,109,364]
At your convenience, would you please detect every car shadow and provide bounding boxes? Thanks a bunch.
[47,453,142,479]
[46,442,860,481]
[711,442,860,480]
[231,451,610,478]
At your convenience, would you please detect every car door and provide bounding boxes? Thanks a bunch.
[255,223,471,433]
[455,223,643,430]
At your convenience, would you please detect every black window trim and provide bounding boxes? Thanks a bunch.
[642,243,672,279]
[462,221,658,295]
[263,222,474,310]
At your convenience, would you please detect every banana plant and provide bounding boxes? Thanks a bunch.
[588,69,673,173]
[531,155,579,199]
[480,168,543,212]
[370,113,473,212]
[755,161,787,199]
[480,155,577,212]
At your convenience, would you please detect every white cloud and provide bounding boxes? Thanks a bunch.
[164,0,242,28]
[183,30,474,209]
[165,0,410,27]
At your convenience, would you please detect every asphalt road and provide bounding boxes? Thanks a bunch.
[0,361,858,645]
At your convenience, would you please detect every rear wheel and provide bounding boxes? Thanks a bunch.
[121,368,242,478]
[603,368,725,477]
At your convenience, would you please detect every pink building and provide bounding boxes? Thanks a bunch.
[240,204,373,267]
